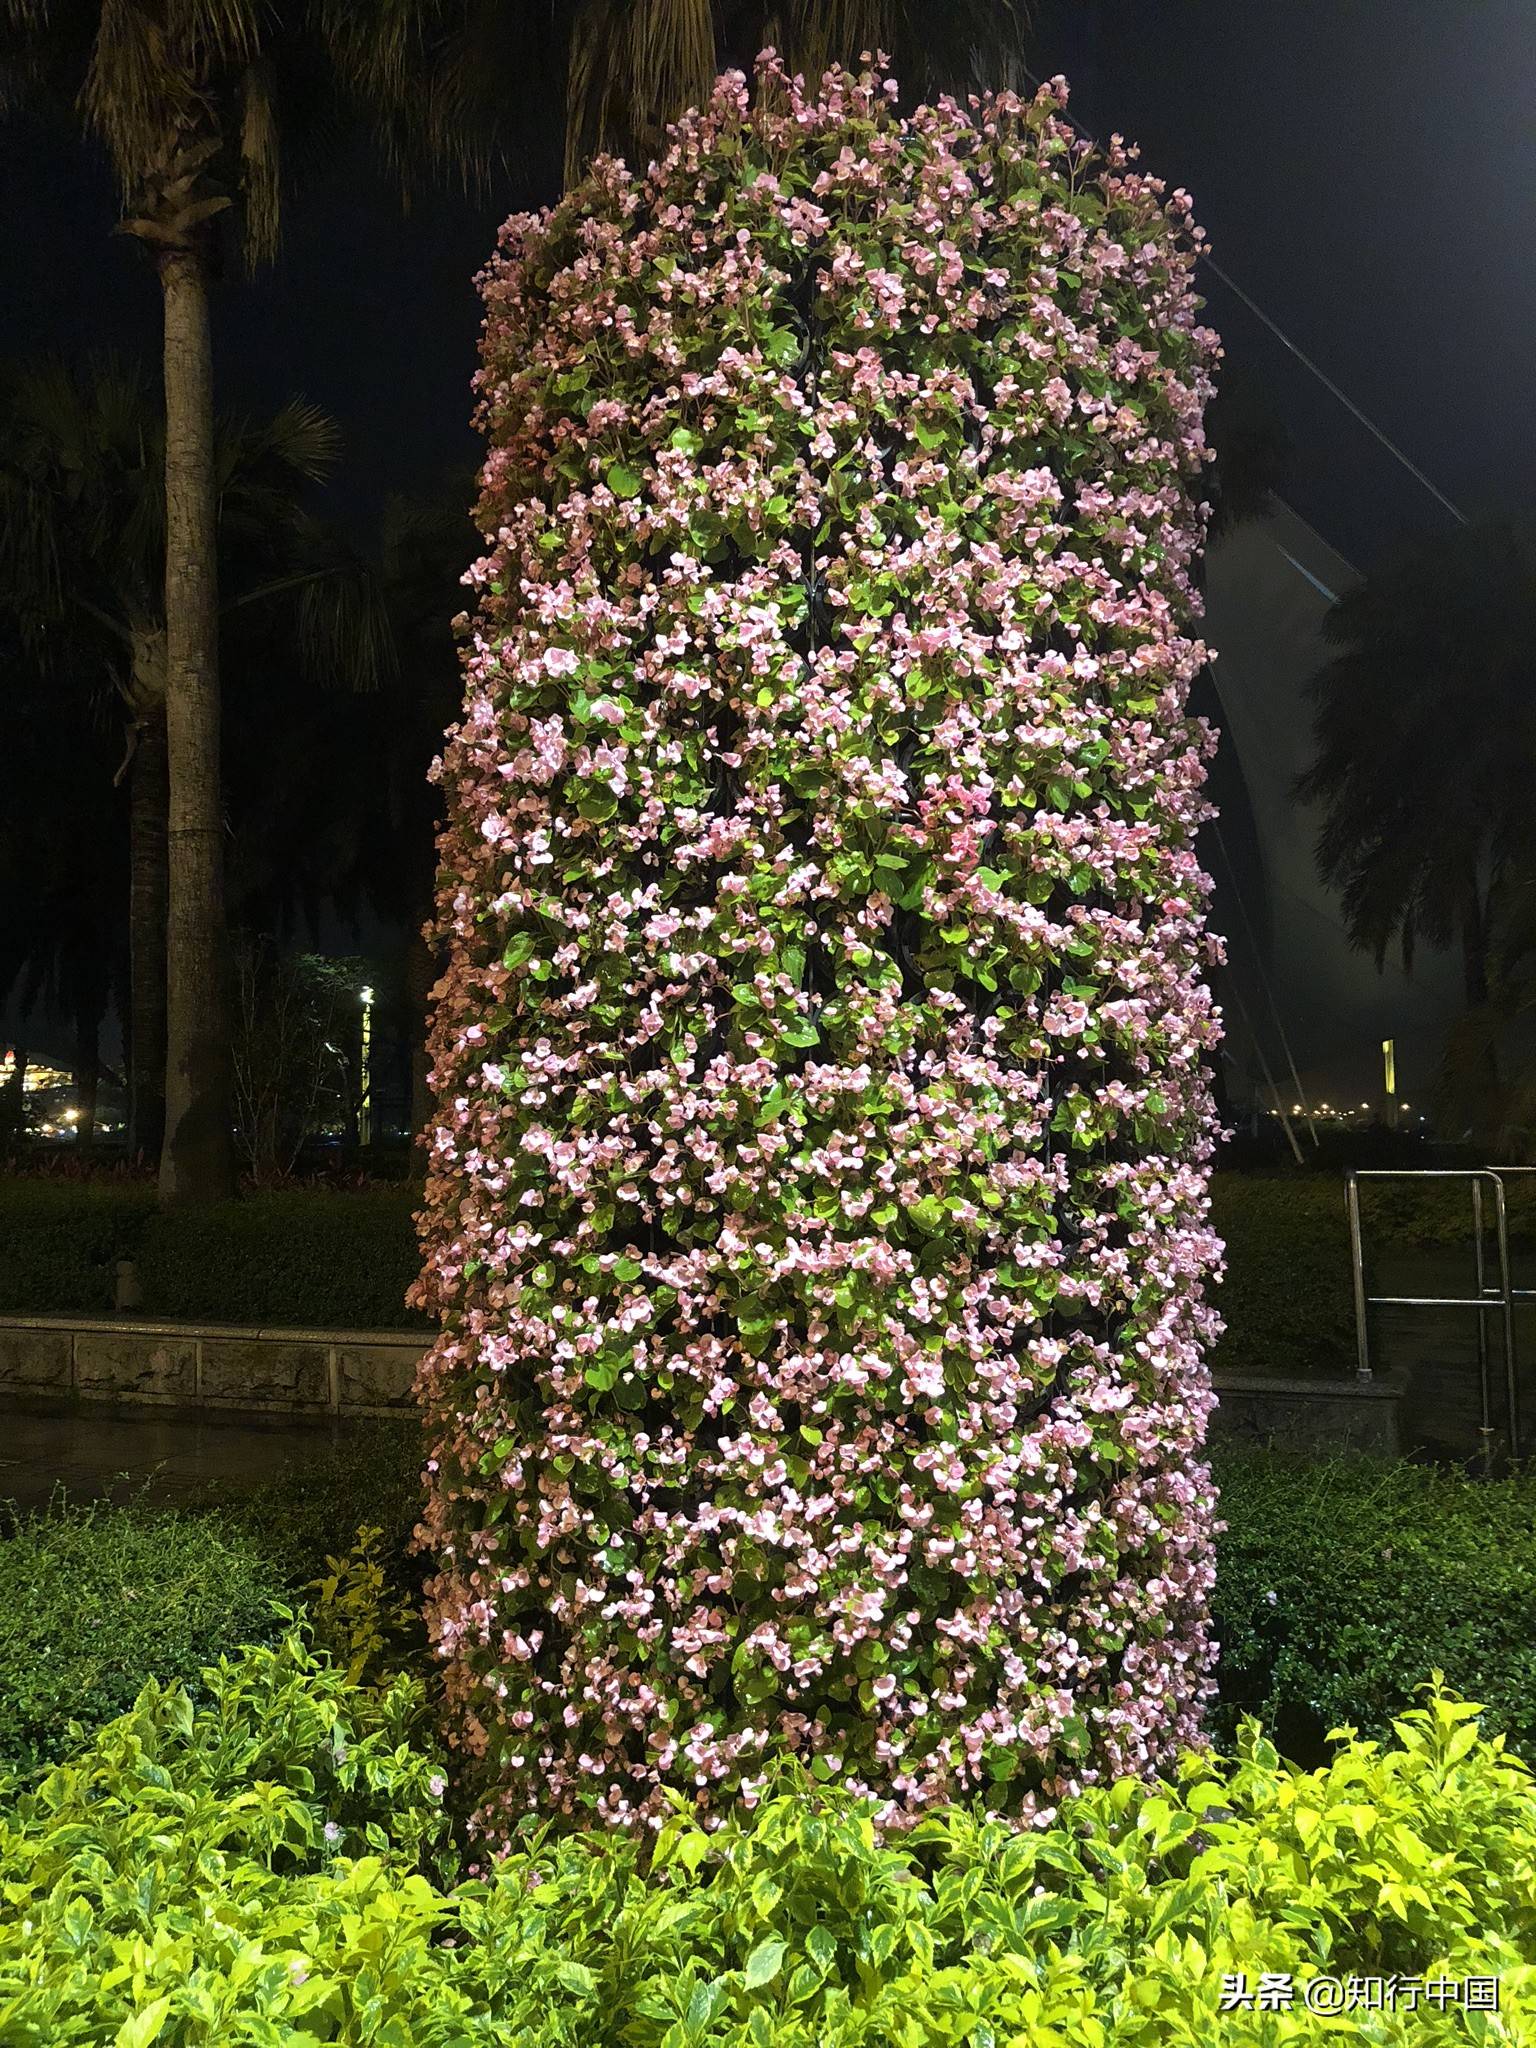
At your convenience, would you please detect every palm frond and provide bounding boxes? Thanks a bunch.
[217,397,341,503]
[237,52,281,264]
[779,0,890,80]
[567,0,715,184]
[168,0,265,70]
[84,0,191,178]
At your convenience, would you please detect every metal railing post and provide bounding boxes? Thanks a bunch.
[1347,1168,1522,1471]
[1487,1172,1520,1461]
[1346,1172,1371,1383]
[1473,1177,1494,1474]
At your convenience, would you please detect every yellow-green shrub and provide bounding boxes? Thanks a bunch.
[2,1634,1533,2043]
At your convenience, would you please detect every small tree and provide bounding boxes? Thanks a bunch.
[231,942,359,1183]
[417,59,1223,1843]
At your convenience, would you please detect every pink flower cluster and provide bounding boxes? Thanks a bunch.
[413,53,1225,1848]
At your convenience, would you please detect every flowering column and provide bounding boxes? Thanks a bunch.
[414,55,1224,1847]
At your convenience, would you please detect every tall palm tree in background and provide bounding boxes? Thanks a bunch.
[1,2,453,1202]
[1298,518,1536,1014]
[0,353,363,1160]
[553,0,1027,182]
[1300,516,1536,1147]
[3,0,1029,1199]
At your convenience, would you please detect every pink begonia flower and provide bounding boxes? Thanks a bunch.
[413,52,1223,1849]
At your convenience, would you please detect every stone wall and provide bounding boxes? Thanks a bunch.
[0,1312,1401,1452]
[0,1314,422,1417]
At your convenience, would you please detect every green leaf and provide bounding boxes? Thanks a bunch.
[553,1960,598,1997]
[605,463,644,500]
[743,1937,786,1990]
[805,1924,837,1974]
[577,785,618,821]
[114,2001,171,2048]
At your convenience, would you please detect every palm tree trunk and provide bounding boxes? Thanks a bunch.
[128,701,169,1164]
[158,247,236,1205]
[1462,887,1491,1010]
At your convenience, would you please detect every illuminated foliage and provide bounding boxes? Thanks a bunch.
[415,57,1224,1843]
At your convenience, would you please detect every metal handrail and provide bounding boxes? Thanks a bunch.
[1346,1168,1518,1466]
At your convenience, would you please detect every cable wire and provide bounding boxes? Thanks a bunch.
[1017,64,1470,529]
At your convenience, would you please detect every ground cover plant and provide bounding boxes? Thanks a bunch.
[0,1495,285,1775]
[416,56,1227,1844]
[2,1631,1534,2044]
[1212,1454,1536,1764]
[0,1421,423,1772]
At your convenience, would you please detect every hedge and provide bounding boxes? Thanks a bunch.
[3,1631,1534,2043]
[0,1496,286,1775]
[0,1171,1528,1365]
[0,1179,427,1328]
[1212,1453,1536,1763]
[0,1178,156,1316]
[0,1420,424,1774]
[1208,1176,1355,1377]
[133,1189,426,1329]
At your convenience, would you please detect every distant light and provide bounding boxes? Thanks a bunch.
[360,985,375,1006]
[61,1108,78,1123]
[1399,1101,1410,1111]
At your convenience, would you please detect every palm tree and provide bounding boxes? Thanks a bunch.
[219,483,476,1143]
[2,3,457,1201]
[1297,517,1536,1015]
[3,2,1027,1200]
[563,1,1028,184]
[0,353,355,1161]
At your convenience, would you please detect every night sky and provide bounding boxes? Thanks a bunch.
[4,0,1532,1091]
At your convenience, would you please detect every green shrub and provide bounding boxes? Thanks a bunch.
[1213,1453,1536,1761]
[2,1633,1533,2042]
[225,1417,426,1587]
[0,1421,424,1775]
[305,1523,428,1687]
[135,1187,426,1327]
[0,1177,156,1314]
[0,1496,286,1773]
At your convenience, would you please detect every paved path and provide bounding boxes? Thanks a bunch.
[0,1401,393,1514]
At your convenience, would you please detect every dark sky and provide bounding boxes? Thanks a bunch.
[3,0,1532,1089]
[1035,0,1536,567]
[9,0,1531,562]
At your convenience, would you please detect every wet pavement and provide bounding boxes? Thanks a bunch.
[0,1401,397,1514]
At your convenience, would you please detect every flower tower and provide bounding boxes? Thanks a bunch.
[414,56,1224,1845]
